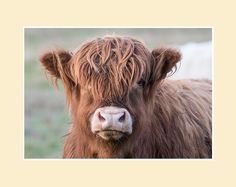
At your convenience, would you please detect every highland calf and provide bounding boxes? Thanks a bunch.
[40,36,212,158]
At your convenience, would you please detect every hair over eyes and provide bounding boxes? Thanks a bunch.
[68,37,152,101]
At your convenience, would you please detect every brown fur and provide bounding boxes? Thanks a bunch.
[40,36,212,158]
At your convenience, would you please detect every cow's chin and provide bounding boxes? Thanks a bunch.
[95,130,127,141]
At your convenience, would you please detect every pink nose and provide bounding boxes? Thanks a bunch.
[90,106,133,140]
[97,111,126,126]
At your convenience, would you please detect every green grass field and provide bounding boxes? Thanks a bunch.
[24,28,211,158]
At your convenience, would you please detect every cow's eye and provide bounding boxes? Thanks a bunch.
[137,79,145,87]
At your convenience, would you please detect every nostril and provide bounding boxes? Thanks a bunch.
[118,112,126,122]
[98,112,106,121]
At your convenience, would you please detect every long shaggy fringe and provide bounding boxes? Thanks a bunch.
[69,36,151,101]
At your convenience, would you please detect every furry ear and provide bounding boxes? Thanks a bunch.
[150,47,181,83]
[40,49,72,79]
[40,49,76,106]
[144,48,181,100]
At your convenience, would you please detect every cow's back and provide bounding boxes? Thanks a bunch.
[153,79,212,158]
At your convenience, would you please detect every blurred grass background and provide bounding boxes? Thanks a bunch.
[24,28,212,158]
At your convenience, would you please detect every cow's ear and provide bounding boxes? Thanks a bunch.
[40,49,76,105]
[144,48,181,99]
[150,47,181,83]
[40,49,72,79]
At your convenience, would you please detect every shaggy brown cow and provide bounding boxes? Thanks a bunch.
[40,36,212,158]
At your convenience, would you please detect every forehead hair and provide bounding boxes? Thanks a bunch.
[69,36,152,101]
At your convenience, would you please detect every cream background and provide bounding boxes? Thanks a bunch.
[0,0,235,186]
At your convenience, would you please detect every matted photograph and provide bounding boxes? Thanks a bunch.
[24,28,212,159]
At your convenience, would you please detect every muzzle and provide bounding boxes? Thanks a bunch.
[90,106,133,141]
